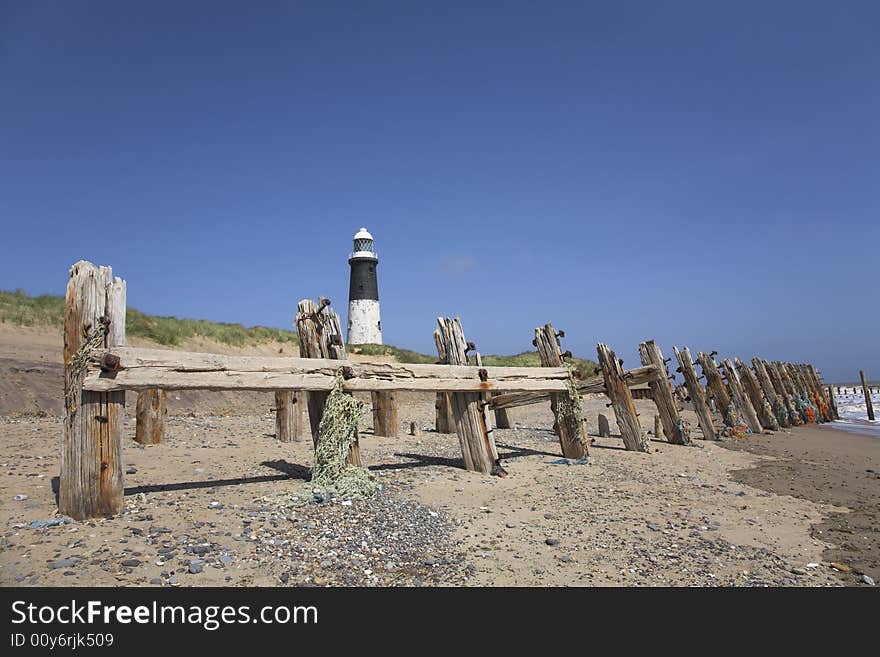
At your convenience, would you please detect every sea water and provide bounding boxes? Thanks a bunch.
[825,391,880,437]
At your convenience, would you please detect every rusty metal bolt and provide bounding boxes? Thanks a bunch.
[556,330,565,339]
[465,341,476,354]
[100,353,121,372]
[341,366,355,379]
[330,333,343,346]
[710,350,718,358]
[531,338,538,347]
[478,368,489,382]
[560,350,572,360]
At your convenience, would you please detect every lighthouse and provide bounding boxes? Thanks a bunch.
[347,227,382,345]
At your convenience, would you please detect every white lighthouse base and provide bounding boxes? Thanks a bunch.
[347,299,382,345]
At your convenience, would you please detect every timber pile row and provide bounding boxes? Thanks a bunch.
[59,261,837,520]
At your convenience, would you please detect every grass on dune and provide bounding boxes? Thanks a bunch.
[0,289,298,348]
[1,289,600,371]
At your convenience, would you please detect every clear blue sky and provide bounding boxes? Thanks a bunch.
[1,1,877,382]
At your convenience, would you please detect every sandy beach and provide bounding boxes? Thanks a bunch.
[3,325,876,588]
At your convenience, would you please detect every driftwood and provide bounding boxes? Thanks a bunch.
[61,261,126,521]
[135,388,166,445]
[535,324,586,459]
[721,359,762,434]
[437,318,498,474]
[735,358,778,431]
[597,343,648,452]
[674,346,717,440]
[639,340,689,445]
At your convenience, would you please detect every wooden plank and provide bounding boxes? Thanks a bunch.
[61,261,126,521]
[697,352,734,426]
[673,346,717,441]
[860,369,875,421]
[735,358,778,431]
[82,347,574,393]
[535,324,587,458]
[721,359,762,434]
[752,358,788,428]
[437,317,498,474]
[639,339,689,445]
[135,388,166,445]
[597,342,648,452]
[371,391,398,437]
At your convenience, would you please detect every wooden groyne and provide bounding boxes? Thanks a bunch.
[60,260,837,520]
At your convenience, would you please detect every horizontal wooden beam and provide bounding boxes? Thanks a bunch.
[82,347,573,393]
[486,364,661,411]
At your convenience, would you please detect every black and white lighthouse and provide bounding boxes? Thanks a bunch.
[347,227,382,345]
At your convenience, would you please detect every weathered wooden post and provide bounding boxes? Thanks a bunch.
[697,352,735,426]
[776,361,810,424]
[274,391,296,442]
[721,359,762,434]
[798,364,827,422]
[535,324,587,458]
[135,388,166,445]
[597,413,611,437]
[597,343,648,452]
[827,385,839,420]
[860,370,875,421]
[296,298,362,465]
[752,358,788,428]
[674,346,717,440]
[432,329,456,433]
[371,391,398,437]
[61,261,126,520]
[437,317,498,474]
[638,340,690,444]
[765,360,801,426]
[806,364,834,421]
[492,393,512,429]
[735,358,778,431]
